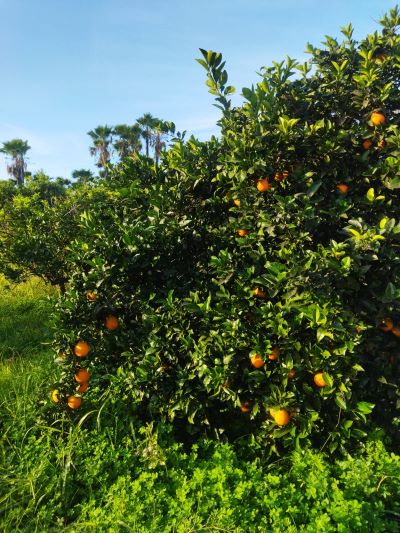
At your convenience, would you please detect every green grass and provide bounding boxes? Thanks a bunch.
[0,278,399,532]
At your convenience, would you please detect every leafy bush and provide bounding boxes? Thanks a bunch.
[0,178,112,292]
[52,9,400,452]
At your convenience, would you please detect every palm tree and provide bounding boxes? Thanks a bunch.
[137,113,157,157]
[151,120,175,165]
[87,126,113,177]
[0,139,31,186]
[72,169,94,186]
[113,124,142,160]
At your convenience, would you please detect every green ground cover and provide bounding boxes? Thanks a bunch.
[0,278,399,532]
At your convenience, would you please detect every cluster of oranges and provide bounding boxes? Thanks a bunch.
[362,111,387,151]
[234,168,335,425]
[51,290,120,409]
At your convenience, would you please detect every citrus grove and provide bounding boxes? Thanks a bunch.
[51,8,400,454]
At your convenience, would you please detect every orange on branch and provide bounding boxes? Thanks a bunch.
[371,111,385,126]
[337,184,349,194]
[250,353,265,369]
[271,409,290,426]
[105,315,119,331]
[362,139,372,150]
[268,346,280,361]
[256,179,272,192]
[314,372,327,388]
[67,395,82,409]
[86,291,97,301]
[74,340,90,358]
[237,229,249,237]
[75,368,90,383]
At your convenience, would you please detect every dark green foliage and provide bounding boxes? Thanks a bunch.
[52,9,400,454]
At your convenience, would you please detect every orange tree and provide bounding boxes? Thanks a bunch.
[52,8,400,454]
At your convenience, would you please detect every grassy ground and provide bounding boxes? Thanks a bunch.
[0,278,399,532]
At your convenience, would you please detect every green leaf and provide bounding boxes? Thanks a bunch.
[335,395,347,410]
[366,188,375,202]
[356,402,375,414]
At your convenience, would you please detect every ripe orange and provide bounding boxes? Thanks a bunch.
[377,139,387,149]
[256,179,272,192]
[287,368,296,379]
[105,315,119,331]
[314,372,327,388]
[86,291,97,301]
[240,401,252,413]
[271,409,290,426]
[74,340,90,358]
[337,184,349,194]
[250,353,265,369]
[274,172,283,182]
[268,346,280,361]
[233,198,241,207]
[237,229,249,237]
[67,395,82,409]
[77,382,89,393]
[380,317,394,332]
[253,287,266,298]
[392,326,400,337]
[51,389,61,403]
[371,111,385,126]
[362,139,372,150]
[75,368,90,383]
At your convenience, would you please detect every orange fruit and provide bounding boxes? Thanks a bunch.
[380,317,394,332]
[77,382,89,393]
[253,287,266,298]
[51,389,61,403]
[237,229,249,237]
[371,112,385,126]
[268,346,280,361]
[233,198,241,207]
[86,291,97,301]
[283,170,289,179]
[74,340,90,358]
[75,368,90,383]
[105,315,119,331]
[314,372,327,388]
[392,326,400,337]
[337,184,349,194]
[287,368,296,379]
[67,395,82,409]
[362,139,372,150]
[250,353,265,369]
[256,179,272,192]
[271,409,290,426]
[240,401,252,413]
[377,139,387,149]
[274,172,283,182]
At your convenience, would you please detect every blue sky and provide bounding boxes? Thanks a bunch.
[0,0,396,180]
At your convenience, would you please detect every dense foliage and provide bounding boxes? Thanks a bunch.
[0,175,111,291]
[0,279,399,532]
[51,9,400,454]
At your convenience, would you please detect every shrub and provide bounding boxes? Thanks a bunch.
[52,9,400,453]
